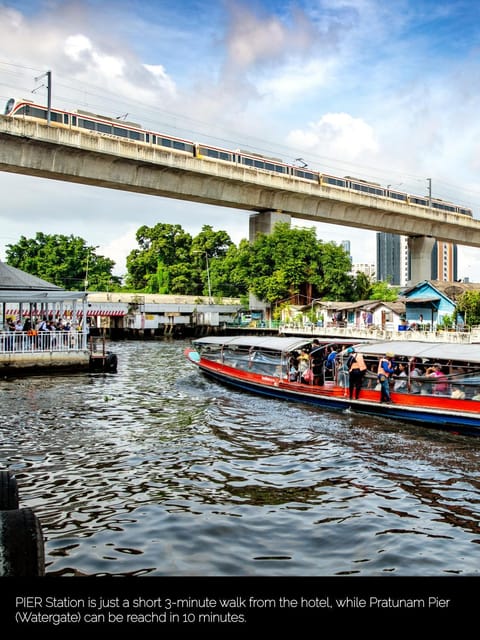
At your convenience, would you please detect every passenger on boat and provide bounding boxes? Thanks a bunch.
[310,342,325,385]
[377,352,395,403]
[346,347,367,400]
[393,362,408,392]
[298,350,310,383]
[428,363,449,395]
[408,359,423,394]
[289,362,298,382]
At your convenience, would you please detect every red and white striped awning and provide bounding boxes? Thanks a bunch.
[4,308,125,318]
[84,309,126,317]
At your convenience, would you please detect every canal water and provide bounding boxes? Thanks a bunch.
[1,340,479,577]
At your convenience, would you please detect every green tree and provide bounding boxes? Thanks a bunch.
[352,271,373,301]
[190,225,234,297]
[457,290,480,326]
[125,223,193,291]
[238,223,354,304]
[6,233,120,291]
[370,280,399,301]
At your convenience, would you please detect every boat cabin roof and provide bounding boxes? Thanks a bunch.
[353,341,480,364]
[192,335,363,353]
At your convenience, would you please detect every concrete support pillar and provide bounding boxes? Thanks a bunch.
[249,210,291,243]
[408,235,435,284]
[248,211,291,316]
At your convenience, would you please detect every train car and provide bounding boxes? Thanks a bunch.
[4,97,195,153]
[3,97,474,217]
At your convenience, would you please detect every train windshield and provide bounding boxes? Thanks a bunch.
[4,98,14,115]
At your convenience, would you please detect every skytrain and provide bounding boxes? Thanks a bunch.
[4,97,473,217]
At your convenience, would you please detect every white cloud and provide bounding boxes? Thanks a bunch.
[287,112,379,162]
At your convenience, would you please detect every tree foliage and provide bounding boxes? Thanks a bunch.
[6,233,120,291]
[457,290,480,326]
[236,223,354,303]
[118,221,358,302]
[369,280,399,301]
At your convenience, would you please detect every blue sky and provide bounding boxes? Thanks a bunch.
[1,0,480,279]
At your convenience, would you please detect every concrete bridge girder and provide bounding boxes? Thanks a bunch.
[1,116,480,284]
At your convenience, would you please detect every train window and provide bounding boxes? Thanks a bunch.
[78,118,96,131]
[388,191,407,201]
[273,164,287,173]
[294,169,316,180]
[97,122,113,135]
[241,157,254,167]
[113,126,128,137]
[63,114,69,125]
[29,106,47,119]
[160,137,172,147]
[254,159,265,169]
[4,98,15,115]
[323,176,346,188]
[433,202,455,212]
[219,151,232,161]
[128,130,143,141]
[71,116,77,126]
[410,196,428,206]
[208,149,219,158]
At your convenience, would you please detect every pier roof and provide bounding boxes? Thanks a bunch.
[0,262,86,304]
[0,261,61,291]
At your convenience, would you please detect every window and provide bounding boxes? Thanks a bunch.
[113,126,128,137]
[78,118,96,131]
[29,106,47,120]
[128,130,143,141]
[97,122,113,135]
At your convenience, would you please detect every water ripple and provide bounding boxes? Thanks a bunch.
[1,339,479,576]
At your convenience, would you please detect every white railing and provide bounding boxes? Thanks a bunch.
[279,324,475,343]
[0,331,87,353]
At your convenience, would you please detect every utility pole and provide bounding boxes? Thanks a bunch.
[427,177,432,208]
[34,70,52,124]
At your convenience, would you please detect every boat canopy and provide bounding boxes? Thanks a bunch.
[192,336,312,352]
[192,335,368,353]
[354,341,480,364]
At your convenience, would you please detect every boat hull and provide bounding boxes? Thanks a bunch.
[186,349,480,436]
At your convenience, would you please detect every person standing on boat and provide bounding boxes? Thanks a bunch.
[377,352,395,403]
[346,347,367,400]
[310,340,325,385]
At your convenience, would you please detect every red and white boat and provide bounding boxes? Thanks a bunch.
[185,336,480,435]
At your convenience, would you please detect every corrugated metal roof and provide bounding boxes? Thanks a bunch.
[192,335,368,352]
[354,341,480,364]
[0,261,62,291]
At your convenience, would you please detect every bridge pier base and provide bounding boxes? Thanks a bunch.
[249,210,291,242]
[408,235,435,285]
[248,211,291,316]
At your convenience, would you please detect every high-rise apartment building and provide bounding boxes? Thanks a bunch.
[376,233,457,285]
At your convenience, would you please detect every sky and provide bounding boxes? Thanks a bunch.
[1,0,480,281]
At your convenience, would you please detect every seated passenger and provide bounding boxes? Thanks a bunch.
[428,363,448,395]
[393,362,408,392]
